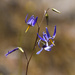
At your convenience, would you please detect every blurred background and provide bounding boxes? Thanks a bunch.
[0,0,75,75]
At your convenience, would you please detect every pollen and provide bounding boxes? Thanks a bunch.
[18,47,24,53]
[25,25,31,33]
[49,39,55,46]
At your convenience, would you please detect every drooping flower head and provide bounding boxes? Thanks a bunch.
[25,14,38,33]
[5,47,24,57]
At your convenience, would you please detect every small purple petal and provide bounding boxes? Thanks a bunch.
[43,32,46,40]
[52,25,56,39]
[46,27,51,38]
[44,41,55,51]
[48,48,52,51]
[38,39,41,48]
[46,42,48,46]
[37,33,45,41]
[26,15,34,25]
[44,46,51,51]
[32,17,38,26]
[36,48,43,54]
[25,14,28,23]
[25,14,38,27]
[49,41,55,47]
[5,47,18,57]
[28,15,34,22]
[43,32,49,42]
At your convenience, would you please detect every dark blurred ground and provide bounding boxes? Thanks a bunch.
[0,0,75,75]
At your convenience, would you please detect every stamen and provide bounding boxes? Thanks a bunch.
[18,47,24,53]
[41,41,45,45]
[49,39,55,46]
[25,25,31,33]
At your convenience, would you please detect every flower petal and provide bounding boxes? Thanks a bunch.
[26,15,34,25]
[36,48,43,54]
[5,47,18,57]
[46,27,51,38]
[43,32,49,42]
[37,33,45,41]
[44,41,55,51]
[44,46,51,51]
[25,14,28,23]
[49,41,55,47]
[38,39,41,48]
[46,41,48,46]
[32,17,38,26]
[43,32,46,41]
[52,25,56,39]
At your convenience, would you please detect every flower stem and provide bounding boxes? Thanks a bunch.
[18,28,28,75]
[25,8,49,75]
[26,25,40,75]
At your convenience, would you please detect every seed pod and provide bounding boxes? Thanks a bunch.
[52,8,61,13]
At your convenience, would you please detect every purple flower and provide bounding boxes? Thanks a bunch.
[36,26,56,54]
[5,47,24,57]
[25,14,38,33]
[45,26,56,46]
[37,26,56,42]
[46,25,56,40]
[36,40,54,54]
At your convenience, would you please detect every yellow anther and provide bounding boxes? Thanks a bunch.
[49,39,55,46]
[18,47,24,53]
[25,25,31,33]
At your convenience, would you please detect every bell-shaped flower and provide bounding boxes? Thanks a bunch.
[25,14,38,33]
[5,47,24,57]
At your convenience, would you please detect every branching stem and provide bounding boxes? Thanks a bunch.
[25,8,49,75]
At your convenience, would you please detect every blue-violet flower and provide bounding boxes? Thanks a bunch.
[36,39,54,54]
[37,26,56,45]
[25,14,38,33]
[36,26,56,54]
[46,25,56,45]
